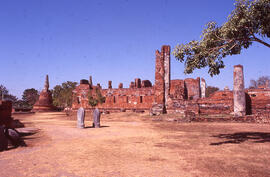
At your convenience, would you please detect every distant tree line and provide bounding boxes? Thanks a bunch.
[249,76,270,89]
[0,81,77,110]
[1,75,268,110]
[52,81,77,109]
[0,85,39,109]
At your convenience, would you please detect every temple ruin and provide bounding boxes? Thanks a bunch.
[71,45,270,120]
[32,75,55,112]
[72,45,203,113]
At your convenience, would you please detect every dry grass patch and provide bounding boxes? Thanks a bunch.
[0,112,269,177]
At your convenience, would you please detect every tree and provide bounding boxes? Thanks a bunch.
[88,88,106,107]
[13,100,29,109]
[0,85,8,97]
[52,81,77,108]
[173,0,270,76]
[206,86,219,97]
[22,88,39,107]
[0,84,18,103]
[249,76,270,88]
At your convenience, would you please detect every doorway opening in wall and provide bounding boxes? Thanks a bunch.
[140,96,143,103]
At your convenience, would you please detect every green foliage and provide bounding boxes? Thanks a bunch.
[0,84,18,103]
[96,88,106,104]
[173,0,270,76]
[13,100,30,109]
[206,86,219,97]
[249,76,270,88]
[22,88,39,107]
[88,88,106,107]
[52,81,77,108]
[88,96,98,107]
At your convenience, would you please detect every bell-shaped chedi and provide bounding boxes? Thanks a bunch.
[32,75,55,112]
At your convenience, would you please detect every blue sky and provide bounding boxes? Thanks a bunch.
[1,0,269,98]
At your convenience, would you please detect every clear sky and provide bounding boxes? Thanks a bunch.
[1,0,270,98]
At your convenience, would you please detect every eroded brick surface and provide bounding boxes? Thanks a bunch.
[0,100,12,120]
[233,65,246,116]
[32,75,55,112]
[71,46,270,122]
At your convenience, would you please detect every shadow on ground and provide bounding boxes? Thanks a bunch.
[85,125,110,129]
[5,129,40,151]
[210,132,270,145]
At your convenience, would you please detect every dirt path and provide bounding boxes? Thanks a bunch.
[1,112,270,177]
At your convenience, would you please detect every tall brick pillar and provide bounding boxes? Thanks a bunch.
[89,76,93,88]
[45,75,49,91]
[135,78,141,88]
[163,45,171,109]
[118,83,123,89]
[233,65,246,116]
[151,45,170,115]
[108,81,112,89]
[200,78,206,98]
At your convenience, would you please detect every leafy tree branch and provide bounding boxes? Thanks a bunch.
[173,0,270,76]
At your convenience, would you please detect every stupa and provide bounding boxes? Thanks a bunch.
[32,75,55,112]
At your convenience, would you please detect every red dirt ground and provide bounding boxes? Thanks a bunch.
[1,112,270,177]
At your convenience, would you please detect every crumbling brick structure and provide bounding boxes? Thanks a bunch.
[72,78,155,112]
[72,45,205,114]
[0,100,21,128]
[233,65,246,116]
[32,75,55,112]
[0,100,12,123]
[72,45,270,121]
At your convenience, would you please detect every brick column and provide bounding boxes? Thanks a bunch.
[118,83,123,89]
[89,76,93,88]
[44,75,49,91]
[163,45,171,109]
[154,49,165,105]
[108,81,112,89]
[233,65,246,116]
[135,78,141,88]
[129,82,135,88]
[200,78,206,98]
[151,47,166,115]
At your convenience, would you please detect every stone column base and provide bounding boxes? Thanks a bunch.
[150,103,166,116]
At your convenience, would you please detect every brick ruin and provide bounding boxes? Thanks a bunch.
[0,100,12,124]
[32,75,55,112]
[71,45,270,120]
[0,100,24,128]
[72,45,206,114]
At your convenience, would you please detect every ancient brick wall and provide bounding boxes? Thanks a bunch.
[71,46,270,120]
[198,91,233,115]
[0,100,12,125]
[184,77,201,100]
[100,88,154,110]
[246,88,270,115]
[72,80,155,111]
[169,80,186,100]
[0,100,12,119]
[72,83,91,109]
[72,46,204,114]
